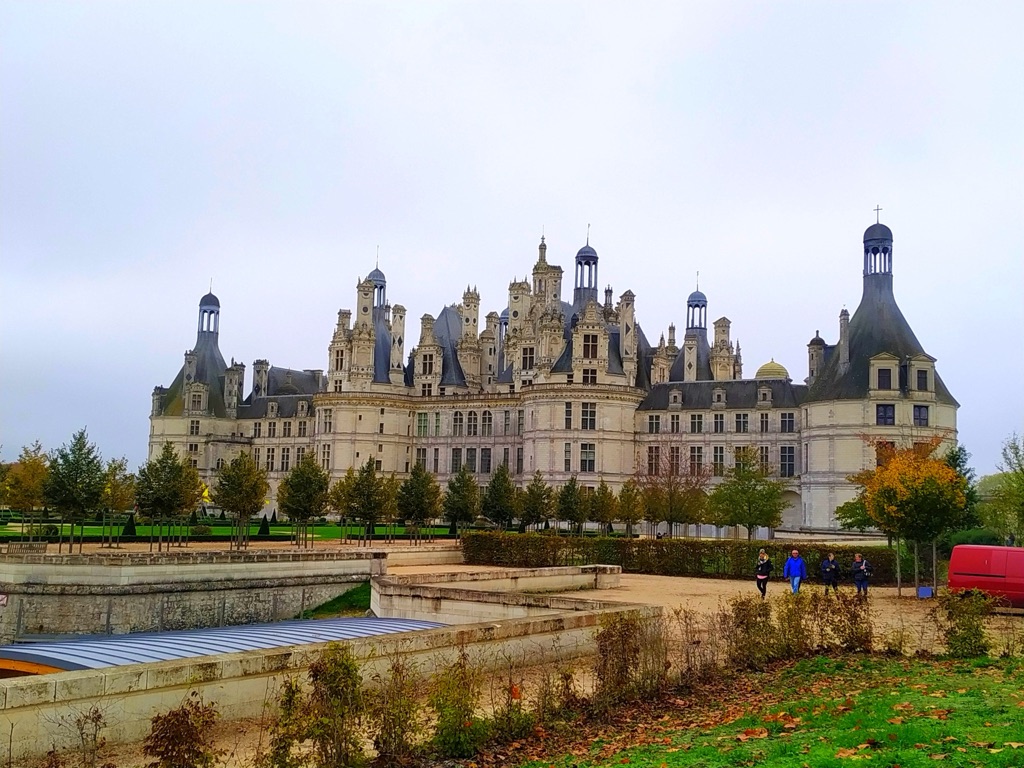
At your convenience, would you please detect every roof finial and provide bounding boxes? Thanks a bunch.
[376,245,379,268]
[696,270,699,291]
[541,224,545,244]
[586,223,590,245]
[209,278,213,292]
[874,205,882,224]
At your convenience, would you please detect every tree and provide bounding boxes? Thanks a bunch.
[397,462,443,538]
[635,443,713,537]
[835,497,873,532]
[518,471,552,532]
[616,479,643,538]
[337,459,386,541]
[278,452,330,548]
[209,450,267,550]
[5,442,49,536]
[558,476,588,535]
[443,465,479,535]
[944,444,981,530]
[589,479,619,535]
[102,456,136,547]
[45,429,105,552]
[984,435,1024,540]
[481,463,517,529]
[708,447,788,540]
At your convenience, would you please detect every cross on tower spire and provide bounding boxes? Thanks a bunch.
[874,205,882,223]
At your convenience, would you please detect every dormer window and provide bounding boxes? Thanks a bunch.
[877,368,892,390]
[670,391,681,405]
[268,402,278,418]
[917,369,928,391]
[298,401,308,417]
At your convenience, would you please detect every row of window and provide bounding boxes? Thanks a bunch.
[414,446,526,476]
[253,446,308,472]
[875,404,929,427]
[648,412,796,434]
[416,409,526,437]
[646,445,797,478]
[253,420,309,438]
[877,368,929,392]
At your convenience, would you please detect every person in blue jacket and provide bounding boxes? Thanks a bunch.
[820,552,840,595]
[783,548,807,594]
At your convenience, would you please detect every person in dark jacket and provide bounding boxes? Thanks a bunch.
[820,552,840,595]
[755,548,773,599]
[852,553,871,598]
[782,549,807,594]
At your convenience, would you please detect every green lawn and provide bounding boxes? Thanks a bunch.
[0,523,450,540]
[526,656,1024,768]
[301,581,372,619]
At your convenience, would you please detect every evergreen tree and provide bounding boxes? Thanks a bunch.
[708,447,788,540]
[397,462,442,529]
[443,465,479,534]
[518,471,552,532]
[137,442,206,524]
[481,463,517,529]
[209,450,268,549]
[257,515,271,536]
[122,511,137,537]
[944,444,981,530]
[188,509,199,526]
[558,476,588,535]
[270,509,278,524]
[45,429,105,549]
[278,452,330,547]
[339,459,385,538]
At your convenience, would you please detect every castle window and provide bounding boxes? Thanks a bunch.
[453,411,464,436]
[503,411,511,435]
[297,420,307,438]
[517,410,524,434]
[415,447,427,468]
[580,443,595,473]
[421,354,434,375]
[913,405,929,427]
[564,442,572,472]
[321,409,333,433]
[296,447,305,463]
[268,422,277,438]
[876,440,895,466]
[434,413,441,436]
[283,421,292,437]
[375,459,383,471]
[191,393,203,411]
[281,447,290,472]
[216,458,225,471]
[565,402,573,429]
[566,373,573,384]
[713,414,724,433]
[780,446,795,477]
[690,414,703,433]
[759,446,770,471]
[669,446,682,476]
[759,413,769,433]
[253,422,262,438]
[266,448,275,472]
[780,412,795,433]
[189,420,200,436]
[421,383,433,397]
[254,448,261,465]
[516,447,524,475]
[378,422,385,434]
[466,448,477,473]
[917,369,928,391]
[334,349,345,371]
[521,347,535,370]
[876,404,896,426]
[713,446,725,476]
[647,446,661,475]
[187,443,199,454]
[735,413,749,433]
[690,446,703,474]
[582,334,599,359]
[481,411,493,436]
[433,448,439,473]
[877,368,892,390]
[481,448,492,474]
[648,414,661,434]
[467,411,478,436]
[582,402,596,430]
[670,414,680,433]
[503,447,510,467]
[416,413,428,437]
[268,402,278,418]
[734,447,748,470]
[189,458,198,469]
[583,368,598,385]
[451,448,462,472]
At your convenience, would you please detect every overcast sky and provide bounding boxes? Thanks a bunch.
[2,1,1021,475]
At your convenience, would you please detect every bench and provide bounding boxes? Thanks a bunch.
[2,542,49,555]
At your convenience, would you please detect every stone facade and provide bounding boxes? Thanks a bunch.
[149,221,958,531]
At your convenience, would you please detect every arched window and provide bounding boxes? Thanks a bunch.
[467,411,478,437]
[481,410,493,436]
[452,411,464,437]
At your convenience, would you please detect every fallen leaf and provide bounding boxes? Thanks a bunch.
[989,749,1004,754]
[1006,742,1024,748]
[894,702,915,712]
[737,727,769,741]
[929,755,947,760]
[888,717,904,725]
[836,747,859,757]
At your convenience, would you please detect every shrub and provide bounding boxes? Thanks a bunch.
[367,655,425,765]
[935,590,995,658]
[488,656,535,745]
[27,524,60,537]
[121,513,137,537]
[257,516,271,536]
[723,595,775,671]
[143,693,221,768]
[259,678,306,768]
[306,643,365,767]
[808,591,873,653]
[190,525,212,536]
[429,647,488,758]
[939,527,1003,557]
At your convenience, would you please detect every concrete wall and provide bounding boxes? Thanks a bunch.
[0,551,386,642]
[0,568,651,761]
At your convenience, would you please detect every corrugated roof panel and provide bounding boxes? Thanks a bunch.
[0,618,444,673]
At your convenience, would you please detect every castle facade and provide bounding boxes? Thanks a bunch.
[148,220,958,531]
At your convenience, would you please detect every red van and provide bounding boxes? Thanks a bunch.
[947,545,1024,608]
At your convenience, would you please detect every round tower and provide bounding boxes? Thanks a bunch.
[198,292,220,336]
[573,239,599,307]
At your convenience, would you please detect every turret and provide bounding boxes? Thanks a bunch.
[224,360,245,418]
[151,386,166,417]
[618,289,636,380]
[390,304,406,385]
[838,308,850,373]
[807,331,826,385]
[574,239,599,308]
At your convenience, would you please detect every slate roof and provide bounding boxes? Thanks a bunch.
[159,332,228,417]
[805,273,958,406]
[434,306,468,387]
[373,308,394,384]
[638,379,809,411]
[668,328,713,382]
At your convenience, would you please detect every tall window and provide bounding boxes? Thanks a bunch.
[565,402,573,429]
[913,405,929,427]
[581,402,596,430]
[254,447,261,466]
[415,447,427,468]
[421,354,434,375]
[268,421,277,438]
[187,443,199,454]
[283,421,292,437]
[321,409,333,433]
[734,447,747,470]
[564,442,572,472]
[481,411,493,436]
[453,411,464,436]
[690,414,703,433]
[451,448,462,472]
[266,448,276,472]
[503,410,511,435]
[467,411,478,436]
[189,420,200,436]
[917,369,928,391]
[297,420,307,438]
[433,448,440,473]
[334,379,344,393]
[780,446,795,477]
[502,447,510,467]
[582,334,599,359]
[670,414,680,433]
[580,443,596,473]
[480,448,492,474]
[713,446,725,476]
[713,414,725,434]
[521,347,535,370]
[334,349,345,371]
[253,422,262,438]
[690,446,703,473]
[517,410,524,434]
[281,447,291,472]
[648,414,661,434]
[191,393,203,411]
[876,404,896,426]
[417,413,429,436]
[466,448,477,473]
[516,447,524,475]
[780,412,795,433]
[296,446,305,463]
[434,412,441,436]
[759,446,770,471]
[669,446,682,476]
[735,413,749,433]
[647,446,661,475]
[877,368,892,390]
[582,368,598,385]
[421,383,433,397]
[759,413,769,433]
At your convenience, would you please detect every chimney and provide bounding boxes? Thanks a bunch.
[839,309,850,372]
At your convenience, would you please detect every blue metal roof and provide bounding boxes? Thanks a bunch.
[0,618,444,672]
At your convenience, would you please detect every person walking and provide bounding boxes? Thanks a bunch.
[820,552,840,595]
[783,548,807,594]
[852,552,871,599]
[755,548,773,599]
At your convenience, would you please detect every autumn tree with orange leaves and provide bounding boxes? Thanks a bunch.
[849,437,968,593]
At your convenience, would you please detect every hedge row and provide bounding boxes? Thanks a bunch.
[462,532,906,586]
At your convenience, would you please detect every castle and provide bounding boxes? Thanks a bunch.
[149,219,958,531]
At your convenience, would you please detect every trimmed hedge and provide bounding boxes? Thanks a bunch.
[462,532,905,586]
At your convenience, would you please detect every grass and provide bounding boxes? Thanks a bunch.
[525,656,1024,768]
[301,581,372,619]
[0,524,450,540]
